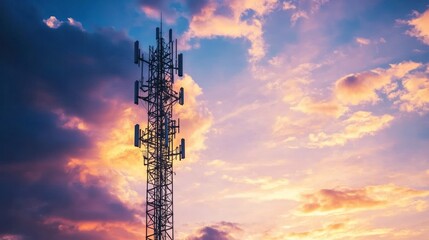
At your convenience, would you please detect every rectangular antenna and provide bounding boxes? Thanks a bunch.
[180,138,185,159]
[134,41,140,64]
[134,80,139,105]
[134,124,141,148]
[179,87,184,105]
[169,29,172,43]
[165,117,169,147]
[178,53,183,77]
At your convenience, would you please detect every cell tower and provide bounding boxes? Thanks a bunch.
[133,23,185,240]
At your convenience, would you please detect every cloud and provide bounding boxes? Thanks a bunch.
[174,74,213,161]
[67,17,84,30]
[291,97,348,118]
[283,1,296,10]
[299,184,429,214]
[399,73,429,113]
[282,0,330,26]
[308,111,394,147]
[271,116,323,145]
[404,7,429,45]
[0,0,142,238]
[299,188,383,214]
[222,175,289,190]
[355,37,371,45]
[43,16,62,28]
[291,11,309,25]
[335,61,421,105]
[138,0,212,23]
[285,220,394,240]
[43,16,84,30]
[181,0,278,62]
[137,0,180,23]
[186,222,242,240]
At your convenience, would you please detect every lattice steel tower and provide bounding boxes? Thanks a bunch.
[133,24,185,240]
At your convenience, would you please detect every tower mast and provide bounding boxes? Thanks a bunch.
[133,23,185,240]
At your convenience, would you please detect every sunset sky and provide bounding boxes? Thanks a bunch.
[1,0,429,239]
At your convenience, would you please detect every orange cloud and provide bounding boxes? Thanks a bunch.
[65,73,212,206]
[285,220,393,240]
[299,184,429,214]
[300,188,383,214]
[291,97,348,118]
[174,74,213,161]
[43,217,145,239]
[405,8,429,45]
[397,70,429,113]
[335,61,421,105]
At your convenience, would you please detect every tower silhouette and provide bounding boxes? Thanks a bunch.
[133,23,185,240]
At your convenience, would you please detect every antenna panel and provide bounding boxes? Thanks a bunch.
[178,53,183,77]
[134,80,139,105]
[134,124,141,148]
[179,87,184,105]
[134,41,140,64]
[169,29,173,43]
[180,138,185,159]
[165,117,169,147]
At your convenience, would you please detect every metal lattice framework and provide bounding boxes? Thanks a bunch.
[133,25,185,240]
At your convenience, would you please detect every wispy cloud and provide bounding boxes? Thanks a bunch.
[299,184,429,214]
[308,111,394,147]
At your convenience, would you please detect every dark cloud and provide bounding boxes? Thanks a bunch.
[186,222,241,240]
[0,168,136,240]
[185,0,211,15]
[0,0,140,238]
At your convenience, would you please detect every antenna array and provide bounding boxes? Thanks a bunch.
[133,25,185,240]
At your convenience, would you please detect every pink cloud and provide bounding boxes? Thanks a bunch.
[67,17,84,30]
[181,0,278,62]
[308,111,394,147]
[43,16,62,28]
[335,61,421,105]
[283,1,296,10]
[355,37,371,45]
[43,16,84,30]
[291,11,309,25]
